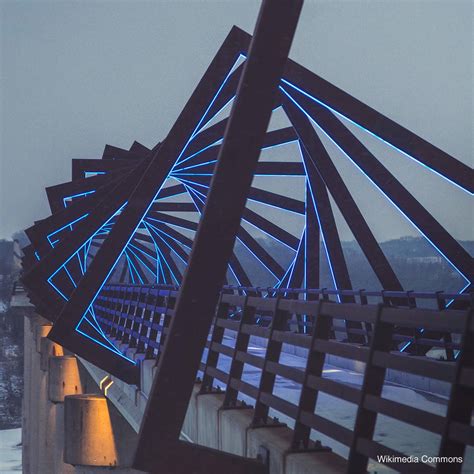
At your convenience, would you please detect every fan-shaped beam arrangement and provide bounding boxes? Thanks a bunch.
[21,25,472,383]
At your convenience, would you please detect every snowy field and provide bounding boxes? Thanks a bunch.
[0,428,21,473]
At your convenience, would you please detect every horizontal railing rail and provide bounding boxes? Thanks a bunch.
[92,283,473,473]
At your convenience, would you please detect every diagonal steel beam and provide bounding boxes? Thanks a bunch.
[282,94,403,291]
[281,61,473,193]
[282,85,473,283]
[133,1,303,471]
[45,26,252,381]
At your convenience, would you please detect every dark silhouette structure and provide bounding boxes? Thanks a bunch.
[20,2,472,472]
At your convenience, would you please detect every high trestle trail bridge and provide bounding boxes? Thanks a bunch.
[17,2,473,473]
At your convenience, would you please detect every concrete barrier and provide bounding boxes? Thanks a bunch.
[31,323,52,473]
[197,392,226,449]
[181,382,201,443]
[49,355,84,474]
[219,407,253,456]
[64,394,118,467]
[38,334,62,474]
[247,425,293,474]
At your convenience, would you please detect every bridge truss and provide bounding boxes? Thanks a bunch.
[21,1,472,472]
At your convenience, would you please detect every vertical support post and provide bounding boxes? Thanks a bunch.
[49,355,83,474]
[134,1,303,472]
[31,322,53,472]
[38,337,64,473]
[437,310,473,474]
[348,304,391,473]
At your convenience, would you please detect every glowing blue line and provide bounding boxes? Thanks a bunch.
[125,253,136,285]
[174,159,218,173]
[64,265,77,288]
[126,251,144,284]
[76,253,84,276]
[246,198,304,217]
[127,243,157,264]
[154,244,180,285]
[280,79,472,196]
[296,141,340,301]
[146,222,192,251]
[281,226,305,293]
[142,221,161,283]
[261,139,299,151]
[281,87,471,284]
[176,139,222,167]
[146,216,197,233]
[76,327,136,364]
[236,236,280,281]
[48,243,87,280]
[446,282,471,308]
[155,189,188,202]
[126,246,157,277]
[91,305,117,342]
[75,55,245,341]
[47,213,89,245]
[399,281,472,353]
[196,95,236,136]
[84,171,106,178]
[175,172,303,178]
[84,308,107,337]
[63,190,96,208]
[241,218,297,253]
[170,54,244,174]
[146,221,189,267]
[174,177,210,191]
[183,183,246,287]
[48,279,70,301]
[182,183,207,203]
[34,251,40,261]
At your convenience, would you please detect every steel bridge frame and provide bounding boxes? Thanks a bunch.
[21,1,472,471]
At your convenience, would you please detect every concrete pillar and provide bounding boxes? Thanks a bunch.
[40,336,63,371]
[22,313,34,474]
[49,355,83,474]
[49,356,83,402]
[196,393,225,449]
[30,322,52,473]
[64,394,118,467]
[37,336,63,474]
[219,407,254,456]
[247,426,293,474]
[181,382,201,443]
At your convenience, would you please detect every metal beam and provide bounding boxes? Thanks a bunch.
[133,1,303,471]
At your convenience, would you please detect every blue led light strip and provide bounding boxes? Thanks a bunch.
[281,86,471,286]
[63,190,96,208]
[280,79,472,196]
[47,213,89,247]
[296,141,340,301]
[72,54,253,358]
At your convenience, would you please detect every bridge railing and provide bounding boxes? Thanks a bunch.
[93,284,473,472]
[94,284,470,360]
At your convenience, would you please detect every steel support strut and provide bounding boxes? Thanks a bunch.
[133,1,303,472]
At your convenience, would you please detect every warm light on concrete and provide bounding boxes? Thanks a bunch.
[49,355,83,403]
[40,337,64,371]
[35,324,52,352]
[64,394,118,467]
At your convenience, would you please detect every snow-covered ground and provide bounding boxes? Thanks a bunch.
[0,428,21,473]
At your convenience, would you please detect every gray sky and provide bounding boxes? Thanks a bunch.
[1,0,472,242]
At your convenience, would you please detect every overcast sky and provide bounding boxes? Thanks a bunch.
[1,0,472,242]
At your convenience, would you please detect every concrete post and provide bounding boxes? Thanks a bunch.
[37,336,63,473]
[22,312,35,474]
[49,355,83,474]
[30,322,52,473]
[64,394,118,467]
